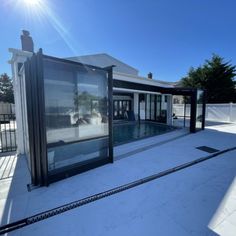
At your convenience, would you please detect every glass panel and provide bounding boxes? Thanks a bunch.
[113,100,131,119]
[159,95,167,123]
[47,138,108,171]
[43,58,109,171]
[146,94,150,119]
[172,96,191,128]
[119,101,122,116]
[196,90,203,129]
[150,94,155,120]
[123,101,127,111]
[127,101,130,111]
[139,94,146,120]
[114,101,118,108]
[77,70,108,140]
[156,95,161,119]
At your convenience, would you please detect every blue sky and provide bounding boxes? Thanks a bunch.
[1,0,236,81]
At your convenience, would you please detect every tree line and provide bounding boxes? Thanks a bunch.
[180,54,236,103]
[0,73,14,104]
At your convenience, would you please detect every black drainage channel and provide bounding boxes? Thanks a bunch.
[1,146,236,235]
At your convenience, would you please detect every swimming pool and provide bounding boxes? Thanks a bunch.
[113,121,176,145]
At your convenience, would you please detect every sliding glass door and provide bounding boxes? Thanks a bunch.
[145,94,166,123]
[113,100,131,120]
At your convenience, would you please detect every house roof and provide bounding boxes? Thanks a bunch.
[155,80,180,87]
[66,53,176,88]
[66,53,139,76]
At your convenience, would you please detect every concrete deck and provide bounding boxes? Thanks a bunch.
[0,122,236,235]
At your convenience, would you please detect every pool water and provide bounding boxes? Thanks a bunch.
[113,121,176,145]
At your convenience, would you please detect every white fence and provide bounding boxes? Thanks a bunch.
[173,104,191,117]
[173,103,236,123]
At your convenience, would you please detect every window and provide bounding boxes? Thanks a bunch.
[165,95,168,103]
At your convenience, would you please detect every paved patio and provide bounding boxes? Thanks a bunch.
[0,122,236,235]
[0,153,17,181]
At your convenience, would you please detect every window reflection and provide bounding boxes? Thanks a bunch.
[196,90,203,129]
[43,59,109,171]
[44,60,108,144]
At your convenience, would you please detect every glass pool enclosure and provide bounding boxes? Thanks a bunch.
[18,50,205,186]
[20,50,113,186]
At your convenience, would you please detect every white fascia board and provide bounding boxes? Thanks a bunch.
[113,71,174,88]
[8,48,33,64]
[113,87,161,95]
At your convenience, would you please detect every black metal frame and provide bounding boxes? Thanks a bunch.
[24,50,113,186]
[107,66,114,163]
[202,90,206,130]
[190,90,197,133]
[24,49,48,186]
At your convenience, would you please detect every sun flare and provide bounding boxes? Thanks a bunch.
[23,0,41,6]
[17,0,79,54]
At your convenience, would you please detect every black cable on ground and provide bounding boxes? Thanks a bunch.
[0,146,236,235]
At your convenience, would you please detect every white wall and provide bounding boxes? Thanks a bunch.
[9,48,32,154]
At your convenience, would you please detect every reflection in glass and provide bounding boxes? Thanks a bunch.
[196,90,203,129]
[43,58,109,171]
[145,94,167,123]
[159,95,167,123]
[150,94,155,120]
[113,100,131,120]
[156,95,162,121]
[146,94,150,120]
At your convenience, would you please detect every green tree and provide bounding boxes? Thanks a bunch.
[180,55,236,103]
[0,73,14,103]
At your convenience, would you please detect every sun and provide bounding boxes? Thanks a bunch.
[23,0,41,6]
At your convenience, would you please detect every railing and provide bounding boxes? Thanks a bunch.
[0,114,17,153]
